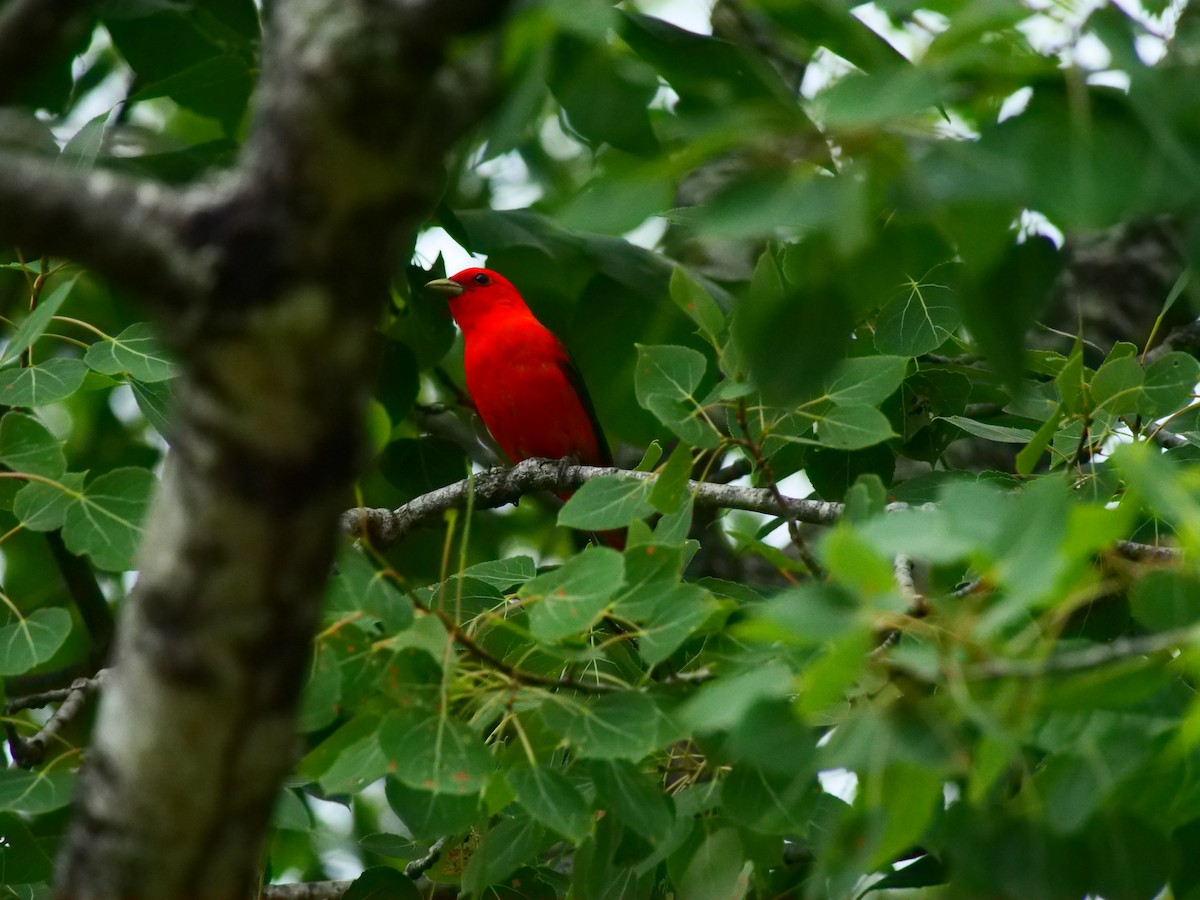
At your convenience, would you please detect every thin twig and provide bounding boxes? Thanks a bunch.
[732,399,825,578]
[405,835,450,880]
[6,669,107,768]
[410,599,619,694]
[961,626,1200,680]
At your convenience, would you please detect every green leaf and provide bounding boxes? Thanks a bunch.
[455,556,537,592]
[1141,351,1200,418]
[942,416,1036,444]
[816,405,897,450]
[385,778,481,841]
[670,826,749,900]
[634,584,712,667]
[723,764,818,835]
[679,661,793,732]
[796,630,873,715]
[648,442,693,515]
[12,471,84,531]
[873,278,961,357]
[508,764,593,842]
[824,356,909,406]
[62,467,156,572]
[669,266,725,345]
[559,476,654,530]
[342,866,421,900]
[461,816,543,896]
[358,832,419,858]
[550,33,659,156]
[299,715,387,793]
[0,767,75,815]
[1056,344,1085,413]
[635,441,664,472]
[521,547,625,642]
[1,274,79,366]
[958,237,1061,392]
[590,759,674,841]
[634,344,720,449]
[272,789,313,833]
[866,763,944,868]
[820,67,941,128]
[0,812,53,883]
[541,691,677,760]
[297,641,343,733]
[61,110,110,173]
[1089,354,1144,416]
[0,607,72,676]
[129,376,175,438]
[326,544,413,633]
[1015,402,1064,476]
[0,357,89,406]
[861,854,946,895]
[132,53,254,137]
[84,322,175,382]
[379,708,493,795]
[0,412,65,477]
[379,437,468,498]
[1130,569,1200,630]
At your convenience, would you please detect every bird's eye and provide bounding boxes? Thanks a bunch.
[473,273,490,285]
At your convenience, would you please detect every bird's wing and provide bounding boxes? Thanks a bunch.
[555,353,613,466]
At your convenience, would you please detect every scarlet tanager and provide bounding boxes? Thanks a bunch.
[426,268,622,547]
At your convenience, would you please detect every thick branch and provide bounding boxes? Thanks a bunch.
[54,2,517,898]
[0,156,200,306]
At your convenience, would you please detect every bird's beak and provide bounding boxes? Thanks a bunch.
[425,278,464,298]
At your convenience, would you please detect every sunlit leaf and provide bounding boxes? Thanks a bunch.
[816,405,897,450]
[0,412,65,478]
[62,467,156,571]
[634,344,721,449]
[84,322,175,382]
[521,547,625,642]
[380,708,493,795]
[1,274,79,366]
[0,607,72,676]
[508,764,592,842]
[559,475,654,530]
[0,357,88,406]
[0,767,75,815]
[12,471,84,532]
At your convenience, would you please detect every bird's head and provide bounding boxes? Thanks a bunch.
[425,268,529,332]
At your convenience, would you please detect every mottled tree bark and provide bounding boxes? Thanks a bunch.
[0,0,511,897]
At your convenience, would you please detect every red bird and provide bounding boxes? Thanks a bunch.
[425,267,621,546]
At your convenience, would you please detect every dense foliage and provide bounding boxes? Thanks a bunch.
[4,0,1200,896]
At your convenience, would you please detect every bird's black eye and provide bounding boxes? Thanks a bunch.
[473,273,490,285]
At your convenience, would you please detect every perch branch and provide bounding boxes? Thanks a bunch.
[259,882,353,900]
[342,459,1181,566]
